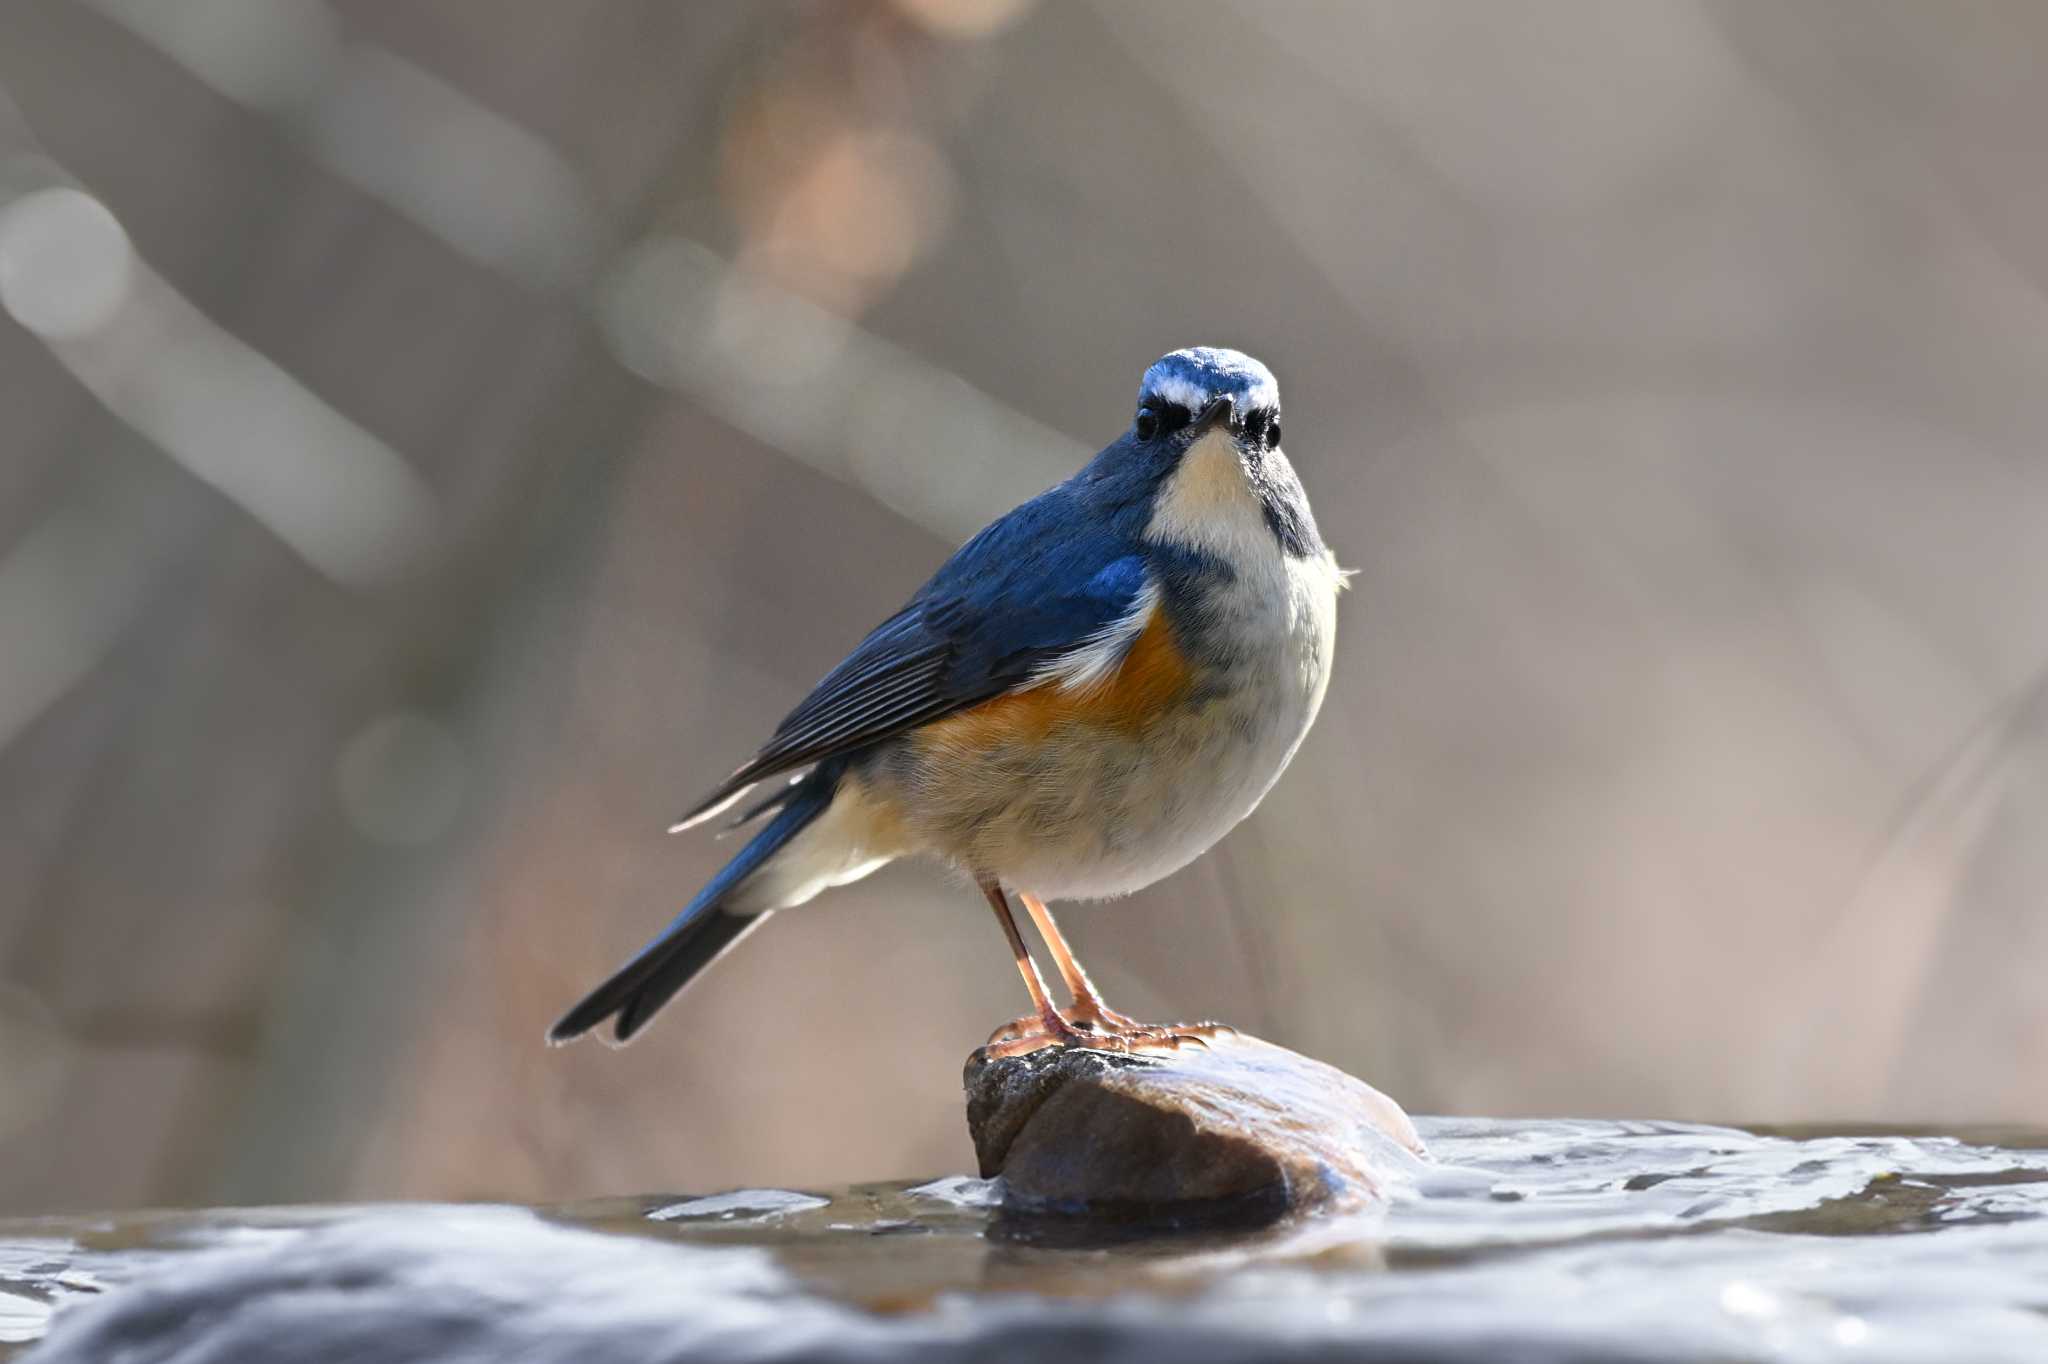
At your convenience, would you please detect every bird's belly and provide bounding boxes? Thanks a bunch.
[954,692,1310,900]
[874,554,1338,900]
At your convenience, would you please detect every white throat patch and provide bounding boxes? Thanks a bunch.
[1144,428,1271,561]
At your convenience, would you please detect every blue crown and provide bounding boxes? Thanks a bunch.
[1138,347,1279,417]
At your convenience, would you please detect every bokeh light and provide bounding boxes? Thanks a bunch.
[0,187,133,340]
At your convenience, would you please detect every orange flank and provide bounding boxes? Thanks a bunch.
[921,609,1194,752]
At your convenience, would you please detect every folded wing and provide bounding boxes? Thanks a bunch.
[672,488,1151,830]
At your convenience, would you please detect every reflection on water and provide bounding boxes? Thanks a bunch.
[8,1118,2048,1361]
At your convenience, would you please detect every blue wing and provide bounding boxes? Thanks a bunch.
[673,485,1148,828]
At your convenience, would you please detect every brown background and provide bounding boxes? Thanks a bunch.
[3,1,2047,1215]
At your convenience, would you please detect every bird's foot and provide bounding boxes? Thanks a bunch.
[983,1006,1236,1058]
[1069,1005,1237,1053]
[983,1010,1097,1058]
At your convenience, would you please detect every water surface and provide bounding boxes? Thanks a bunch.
[8,1117,2048,1362]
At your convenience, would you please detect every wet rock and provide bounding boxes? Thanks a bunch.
[965,1030,1425,1222]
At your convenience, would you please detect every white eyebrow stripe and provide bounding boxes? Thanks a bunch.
[1147,374,1214,414]
[1236,372,1279,410]
[1026,580,1162,695]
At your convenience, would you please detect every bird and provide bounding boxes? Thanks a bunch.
[550,346,1343,1054]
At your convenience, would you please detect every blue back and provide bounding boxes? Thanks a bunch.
[672,349,1296,824]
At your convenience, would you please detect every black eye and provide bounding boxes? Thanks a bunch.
[1245,409,1280,449]
[1135,407,1158,441]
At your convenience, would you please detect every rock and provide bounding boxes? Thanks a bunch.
[964,1030,1425,1223]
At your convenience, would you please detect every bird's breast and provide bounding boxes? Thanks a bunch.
[870,539,1341,901]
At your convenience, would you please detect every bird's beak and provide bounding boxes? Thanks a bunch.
[1191,395,1236,436]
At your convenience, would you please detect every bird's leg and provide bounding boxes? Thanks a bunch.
[1015,891,1141,1032]
[979,881,1096,1058]
[1017,890,1233,1051]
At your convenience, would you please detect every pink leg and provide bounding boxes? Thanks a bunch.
[1016,890,1234,1052]
[980,881,1095,1057]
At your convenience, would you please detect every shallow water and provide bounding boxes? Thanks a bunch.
[8,1117,2048,1362]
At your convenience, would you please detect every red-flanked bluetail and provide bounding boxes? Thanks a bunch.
[551,348,1342,1055]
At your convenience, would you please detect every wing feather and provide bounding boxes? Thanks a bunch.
[671,488,1154,830]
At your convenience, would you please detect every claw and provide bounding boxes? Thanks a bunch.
[985,1008,1232,1058]
[984,1008,1104,1057]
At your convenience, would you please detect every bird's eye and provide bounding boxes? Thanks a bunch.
[1135,407,1159,441]
[1267,418,1281,448]
[1245,411,1268,444]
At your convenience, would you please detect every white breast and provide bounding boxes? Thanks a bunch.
[1146,429,1342,738]
[1075,543,1337,896]
[989,432,1342,900]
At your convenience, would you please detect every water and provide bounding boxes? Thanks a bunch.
[7,1118,2048,1362]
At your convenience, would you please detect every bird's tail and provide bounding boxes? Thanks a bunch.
[548,764,846,1045]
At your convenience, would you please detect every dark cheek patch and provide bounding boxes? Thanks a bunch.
[1250,457,1324,558]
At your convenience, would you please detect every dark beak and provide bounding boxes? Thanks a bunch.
[1191,395,1236,435]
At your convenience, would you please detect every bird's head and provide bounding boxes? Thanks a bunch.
[1121,347,1321,559]
[1133,346,1281,453]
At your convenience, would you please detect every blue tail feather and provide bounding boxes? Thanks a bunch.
[549,766,841,1045]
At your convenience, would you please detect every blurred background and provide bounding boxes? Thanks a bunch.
[3,0,2047,1216]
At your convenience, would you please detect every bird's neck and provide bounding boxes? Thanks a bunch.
[1146,430,1323,562]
